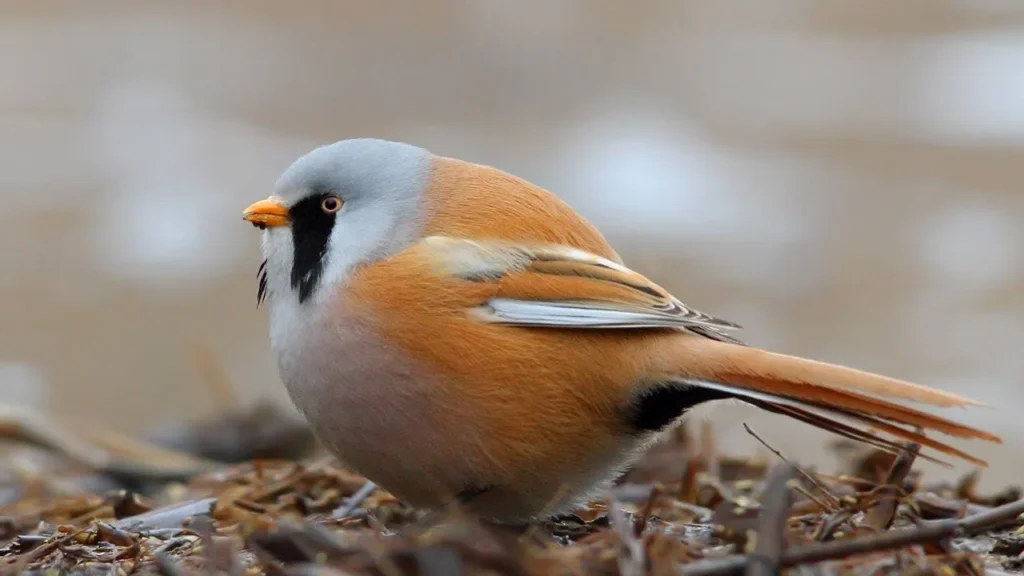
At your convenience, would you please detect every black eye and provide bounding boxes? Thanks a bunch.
[321,196,342,213]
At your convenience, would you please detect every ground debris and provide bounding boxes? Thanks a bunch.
[0,417,1021,575]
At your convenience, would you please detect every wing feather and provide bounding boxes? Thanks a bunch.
[420,236,742,342]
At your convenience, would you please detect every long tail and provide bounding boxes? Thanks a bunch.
[661,335,1002,467]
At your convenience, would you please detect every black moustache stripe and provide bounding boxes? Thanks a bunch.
[257,260,269,307]
[289,191,338,304]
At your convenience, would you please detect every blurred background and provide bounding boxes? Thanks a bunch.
[1,0,1022,489]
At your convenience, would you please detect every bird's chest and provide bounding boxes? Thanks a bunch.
[266,296,460,495]
[269,297,431,435]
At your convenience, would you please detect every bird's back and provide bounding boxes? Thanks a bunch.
[422,156,622,263]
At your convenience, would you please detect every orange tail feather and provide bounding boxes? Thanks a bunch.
[662,335,1002,465]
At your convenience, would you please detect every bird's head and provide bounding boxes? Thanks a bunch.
[242,138,432,308]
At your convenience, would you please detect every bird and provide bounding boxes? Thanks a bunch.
[241,137,1001,524]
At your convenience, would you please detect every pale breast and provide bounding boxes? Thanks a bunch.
[267,293,488,509]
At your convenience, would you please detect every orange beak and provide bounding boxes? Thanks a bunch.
[242,197,290,229]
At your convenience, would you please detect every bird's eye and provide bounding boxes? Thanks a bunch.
[321,196,342,213]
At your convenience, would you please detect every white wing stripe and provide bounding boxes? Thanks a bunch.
[475,298,740,330]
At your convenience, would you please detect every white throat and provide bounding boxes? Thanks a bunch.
[252,137,434,395]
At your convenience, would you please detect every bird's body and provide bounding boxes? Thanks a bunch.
[244,138,1001,523]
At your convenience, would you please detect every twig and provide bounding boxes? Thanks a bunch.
[954,497,1024,535]
[912,491,989,519]
[682,496,1024,575]
[634,484,662,538]
[791,485,831,515]
[745,463,795,576]
[743,423,839,511]
[114,497,217,532]
[331,481,378,520]
[681,519,958,576]
[811,509,852,542]
[785,521,954,565]
[96,522,134,547]
[4,529,85,571]
[862,442,919,531]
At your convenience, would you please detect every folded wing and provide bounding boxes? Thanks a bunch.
[420,235,745,343]
[418,235,1000,466]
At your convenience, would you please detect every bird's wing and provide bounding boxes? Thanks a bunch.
[419,236,745,343]
[415,236,1001,468]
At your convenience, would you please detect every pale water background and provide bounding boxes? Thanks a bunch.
[1,0,1022,490]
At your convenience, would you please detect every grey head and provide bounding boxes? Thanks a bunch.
[244,138,434,308]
